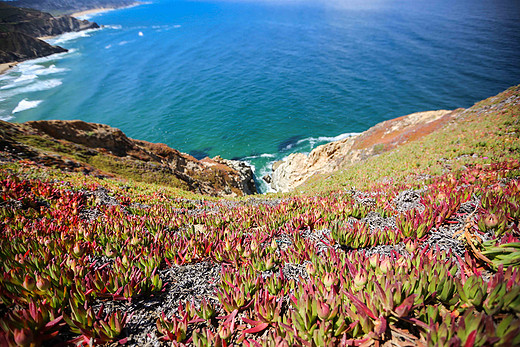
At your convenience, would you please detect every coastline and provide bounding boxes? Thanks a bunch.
[0,62,19,75]
[71,2,143,19]
[71,7,116,19]
[1,2,143,75]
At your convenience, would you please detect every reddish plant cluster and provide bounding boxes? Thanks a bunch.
[0,160,519,346]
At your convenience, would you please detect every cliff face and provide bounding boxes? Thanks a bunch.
[271,109,457,192]
[0,120,257,197]
[0,2,99,64]
[0,31,66,63]
[0,3,99,37]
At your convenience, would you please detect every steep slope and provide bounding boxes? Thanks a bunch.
[0,2,99,37]
[0,31,66,62]
[0,2,99,64]
[0,120,256,196]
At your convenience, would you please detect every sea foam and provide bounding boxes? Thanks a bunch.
[1,79,63,99]
[47,29,99,46]
[243,153,276,160]
[297,132,359,148]
[104,24,123,30]
[12,99,43,113]
[13,74,37,84]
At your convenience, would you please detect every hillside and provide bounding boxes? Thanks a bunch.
[3,0,140,16]
[0,119,256,196]
[0,86,519,346]
[0,2,99,64]
[0,31,66,63]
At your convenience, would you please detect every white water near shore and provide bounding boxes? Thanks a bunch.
[12,99,43,113]
[0,50,72,117]
[0,23,108,118]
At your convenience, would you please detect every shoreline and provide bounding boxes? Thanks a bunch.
[71,7,116,19]
[0,62,19,75]
[71,2,143,19]
[1,2,144,75]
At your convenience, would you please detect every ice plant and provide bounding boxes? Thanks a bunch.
[0,301,63,347]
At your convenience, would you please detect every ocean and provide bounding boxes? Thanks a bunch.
[1,0,519,192]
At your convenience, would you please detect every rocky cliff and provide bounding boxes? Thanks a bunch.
[0,3,99,37]
[0,31,66,63]
[5,0,139,15]
[0,120,257,197]
[0,2,99,64]
[271,109,457,192]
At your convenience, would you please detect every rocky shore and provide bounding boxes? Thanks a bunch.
[270,109,456,192]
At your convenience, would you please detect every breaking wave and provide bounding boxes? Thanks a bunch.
[12,99,43,113]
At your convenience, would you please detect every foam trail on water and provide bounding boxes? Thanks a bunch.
[243,153,276,160]
[47,29,99,45]
[13,74,37,84]
[12,99,43,113]
[34,65,69,76]
[104,24,123,30]
[257,159,277,194]
[1,79,63,99]
[10,64,68,86]
[297,132,359,148]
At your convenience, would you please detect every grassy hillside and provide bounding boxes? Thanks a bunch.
[0,86,519,346]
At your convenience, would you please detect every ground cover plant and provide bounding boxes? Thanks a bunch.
[1,86,519,346]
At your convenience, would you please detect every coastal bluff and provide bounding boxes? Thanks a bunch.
[0,2,99,64]
[271,109,457,192]
[0,120,257,197]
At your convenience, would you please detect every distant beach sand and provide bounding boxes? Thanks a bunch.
[0,62,19,75]
[71,7,115,19]
[71,2,143,19]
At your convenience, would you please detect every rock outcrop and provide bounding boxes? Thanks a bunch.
[0,120,257,197]
[0,2,99,64]
[0,3,99,37]
[0,31,67,63]
[211,156,257,195]
[271,109,456,192]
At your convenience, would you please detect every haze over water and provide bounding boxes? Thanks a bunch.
[1,0,519,192]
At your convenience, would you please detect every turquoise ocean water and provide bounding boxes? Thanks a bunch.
[0,0,519,192]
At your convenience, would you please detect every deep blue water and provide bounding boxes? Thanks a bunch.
[1,0,519,192]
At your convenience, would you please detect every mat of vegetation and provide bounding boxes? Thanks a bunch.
[0,85,519,346]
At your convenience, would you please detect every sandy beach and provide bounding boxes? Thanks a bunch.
[71,2,143,19]
[71,7,115,19]
[0,62,19,75]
